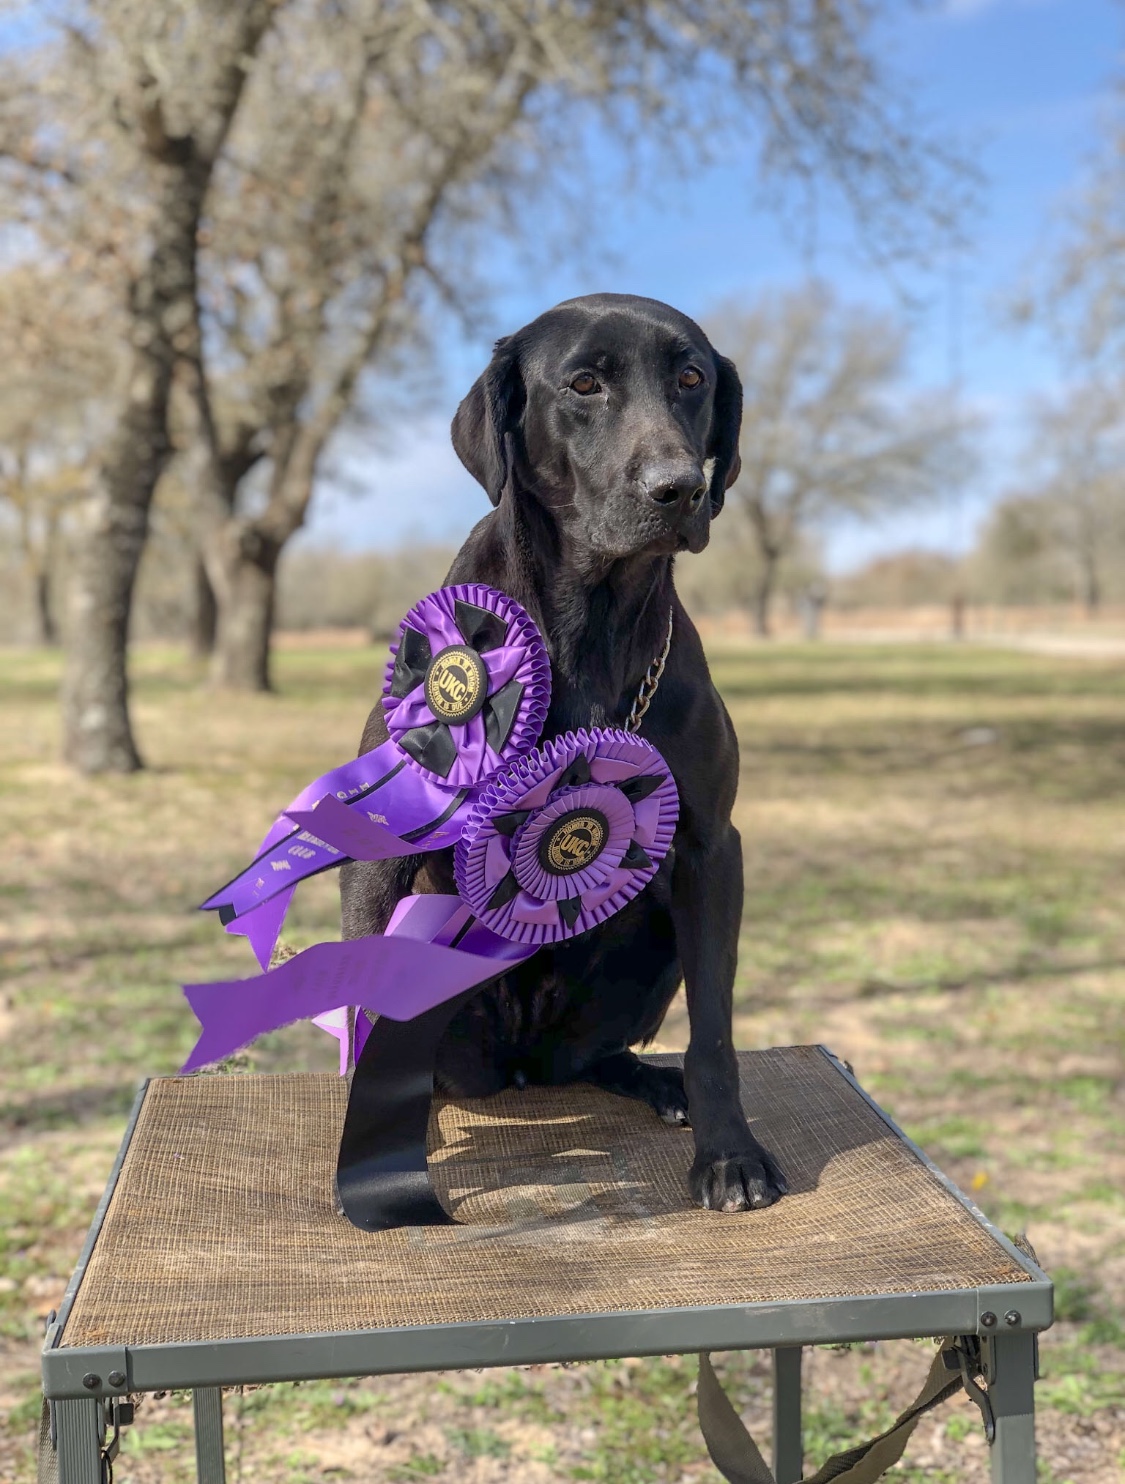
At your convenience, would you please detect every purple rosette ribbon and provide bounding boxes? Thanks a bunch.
[383,584,550,788]
[180,727,678,1074]
[198,584,550,969]
[456,728,679,944]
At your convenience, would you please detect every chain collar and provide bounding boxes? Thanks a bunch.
[626,608,674,734]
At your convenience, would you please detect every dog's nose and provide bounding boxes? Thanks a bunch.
[642,467,707,511]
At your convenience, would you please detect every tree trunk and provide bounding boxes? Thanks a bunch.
[950,590,965,640]
[802,583,827,640]
[207,425,322,691]
[34,565,58,645]
[61,348,177,770]
[207,522,281,691]
[1081,557,1101,619]
[188,552,218,658]
[59,1,275,773]
[16,478,58,645]
[751,555,779,638]
[61,155,220,769]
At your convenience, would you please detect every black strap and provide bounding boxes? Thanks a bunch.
[336,988,482,1231]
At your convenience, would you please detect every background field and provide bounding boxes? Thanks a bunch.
[2,640,1123,1483]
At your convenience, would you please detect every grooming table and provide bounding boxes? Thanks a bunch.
[40,1047,1051,1483]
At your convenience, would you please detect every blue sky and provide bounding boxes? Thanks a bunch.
[307,0,1124,573]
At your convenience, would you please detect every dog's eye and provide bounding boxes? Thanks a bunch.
[679,366,704,389]
[569,372,601,395]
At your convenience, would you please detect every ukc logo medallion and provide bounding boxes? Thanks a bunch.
[424,645,487,725]
[540,809,610,875]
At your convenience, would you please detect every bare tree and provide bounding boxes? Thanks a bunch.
[184,0,541,690]
[2,462,84,645]
[4,0,968,761]
[1029,72,1125,370]
[1013,79,1125,615]
[969,494,1060,606]
[1,0,278,769]
[177,0,972,692]
[709,284,969,636]
[0,266,116,644]
[1028,385,1125,617]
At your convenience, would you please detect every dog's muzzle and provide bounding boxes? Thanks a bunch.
[640,461,707,518]
[635,460,710,552]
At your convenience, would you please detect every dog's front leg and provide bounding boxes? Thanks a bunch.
[673,825,787,1211]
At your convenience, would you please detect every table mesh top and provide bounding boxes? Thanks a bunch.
[60,1047,1028,1348]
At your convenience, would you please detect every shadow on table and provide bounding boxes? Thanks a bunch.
[427,1048,891,1234]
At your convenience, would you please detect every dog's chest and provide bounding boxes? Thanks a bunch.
[545,672,627,736]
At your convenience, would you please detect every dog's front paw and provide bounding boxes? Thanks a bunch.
[636,1063,691,1126]
[690,1144,788,1212]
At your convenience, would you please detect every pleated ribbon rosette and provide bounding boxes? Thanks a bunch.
[456,728,679,944]
[198,584,551,971]
[180,726,679,1076]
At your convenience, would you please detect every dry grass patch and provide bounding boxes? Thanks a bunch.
[2,640,1124,1482]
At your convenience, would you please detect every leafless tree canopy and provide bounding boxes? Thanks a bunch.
[1018,384,1125,616]
[1006,67,1125,617]
[708,283,970,635]
[2,0,280,770]
[0,0,967,770]
[0,267,117,644]
[1031,74,1125,368]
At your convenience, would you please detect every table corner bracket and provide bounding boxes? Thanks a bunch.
[42,1343,131,1400]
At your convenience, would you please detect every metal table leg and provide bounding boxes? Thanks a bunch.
[772,1346,803,1484]
[989,1332,1037,1483]
[54,1398,102,1484]
[193,1387,227,1484]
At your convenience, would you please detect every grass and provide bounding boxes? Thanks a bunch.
[2,637,1125,1481]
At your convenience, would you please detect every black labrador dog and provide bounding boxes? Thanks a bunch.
[341,293,786,1213]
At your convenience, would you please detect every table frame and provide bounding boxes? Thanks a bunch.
[41,1052,1052,1483]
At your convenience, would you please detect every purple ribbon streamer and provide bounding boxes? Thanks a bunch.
[200,584,551,971]
[202,738,413,963]
[181,894,533,1075]
[223,888,295,972]
[201,739,476,969]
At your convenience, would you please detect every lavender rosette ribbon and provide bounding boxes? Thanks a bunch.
[180,727,678,1073]
[199,584,550,969]
[382,584,550,788]
[455,727,680,945]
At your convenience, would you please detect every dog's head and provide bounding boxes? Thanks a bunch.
[451,293,742,559]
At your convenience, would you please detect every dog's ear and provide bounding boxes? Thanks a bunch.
[706,352,743,515]
[450,335,525,507]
